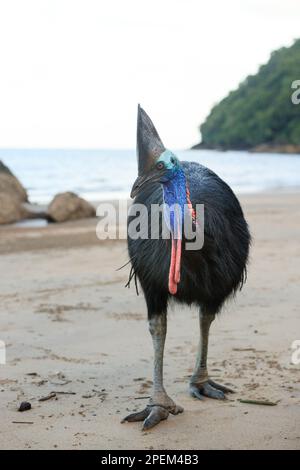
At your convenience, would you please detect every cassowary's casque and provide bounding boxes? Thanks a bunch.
[122,106,250,430]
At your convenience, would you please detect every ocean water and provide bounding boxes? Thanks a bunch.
[1,148,300,204]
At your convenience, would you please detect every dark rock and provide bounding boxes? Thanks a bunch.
[0,160,30,224]
[47,192,96,223]
[0,160,28,203]
[18,401,32,412]
[0,193,28,225]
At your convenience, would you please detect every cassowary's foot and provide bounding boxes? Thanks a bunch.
[122,392,183,431]
[189,379,234,400]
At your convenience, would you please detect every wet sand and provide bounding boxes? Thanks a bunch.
[0,192,299,449]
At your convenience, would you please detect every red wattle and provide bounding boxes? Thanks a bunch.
[168,183,196,295]
[174,237,182,284]
[168,231,182,295]
[168,237,177,294]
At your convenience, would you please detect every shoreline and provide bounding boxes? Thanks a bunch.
[191,143,300,154]
[1,186,300,231]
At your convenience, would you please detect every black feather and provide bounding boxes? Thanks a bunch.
[127,161,251,319]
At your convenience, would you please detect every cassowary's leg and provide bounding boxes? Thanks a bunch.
[122,313,183,430]
[189,310,234,400]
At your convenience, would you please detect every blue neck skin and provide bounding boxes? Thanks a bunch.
[162,167,188,236]
[155,150,188,236]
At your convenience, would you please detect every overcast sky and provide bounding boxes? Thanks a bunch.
[0,0,299,149]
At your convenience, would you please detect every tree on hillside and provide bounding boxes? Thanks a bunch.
[198,39,300,149]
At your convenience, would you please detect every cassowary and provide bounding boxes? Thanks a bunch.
[122,106,250,430]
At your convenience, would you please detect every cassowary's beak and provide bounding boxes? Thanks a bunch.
[130,169,164,198]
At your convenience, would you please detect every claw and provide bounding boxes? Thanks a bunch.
[189,384,204,400]
[208,379,234,394]
[122,402,183,430]
[190,385,203,400]
[190,379,234,400]
[142,406,169,431]
[170,404,184,415]
[121,406,150,423]
[201,382,225,399]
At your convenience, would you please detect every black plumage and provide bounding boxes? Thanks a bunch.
[128,161,250,318]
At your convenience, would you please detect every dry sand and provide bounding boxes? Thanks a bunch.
[0,192,299,450]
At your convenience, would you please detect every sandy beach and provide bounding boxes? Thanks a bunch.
[0,191,299,450]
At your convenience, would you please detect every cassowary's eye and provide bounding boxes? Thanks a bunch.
[156,162,164,170]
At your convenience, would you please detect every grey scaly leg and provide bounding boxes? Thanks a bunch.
[189,310,234,400]
[122,313,183,430]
